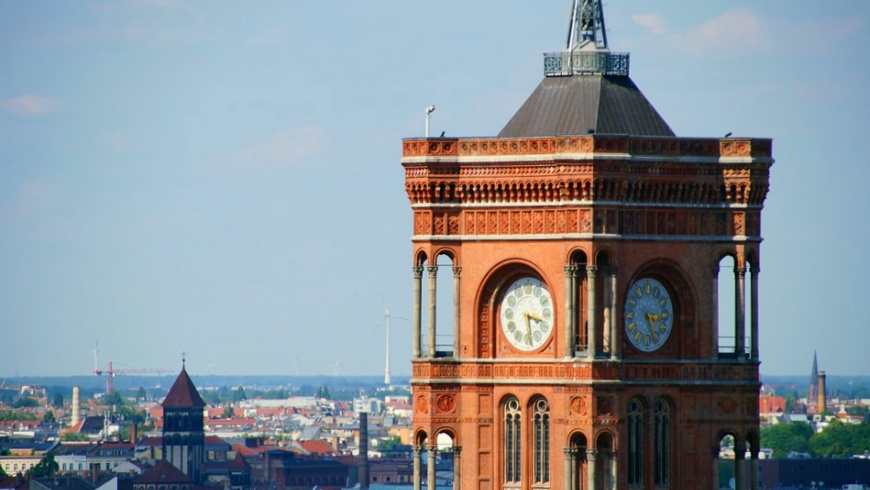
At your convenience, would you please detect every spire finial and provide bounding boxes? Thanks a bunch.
[182,351,187,368]
[545,0,628,77]
[567,0,608,52]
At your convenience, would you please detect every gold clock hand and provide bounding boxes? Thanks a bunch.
[524,312,533,345]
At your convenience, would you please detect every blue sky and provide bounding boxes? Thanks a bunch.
[1,1,868,378]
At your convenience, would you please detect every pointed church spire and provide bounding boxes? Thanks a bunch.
[545,0,628,77]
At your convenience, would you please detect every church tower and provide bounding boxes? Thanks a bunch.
[403,1,771,489]
[162,362,206,484]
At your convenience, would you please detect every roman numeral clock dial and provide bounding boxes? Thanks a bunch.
[499,277,554,351]
[624,277,674,352]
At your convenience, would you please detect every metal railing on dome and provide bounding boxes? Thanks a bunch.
[544,51,630,77]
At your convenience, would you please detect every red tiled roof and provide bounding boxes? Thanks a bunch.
[162,366,206,408]
[231,445,258,457]
[134,460,193,484]
[298,440,334,456]
[227,453,250,471]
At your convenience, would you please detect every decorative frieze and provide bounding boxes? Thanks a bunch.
[402,136,771,160]
[411,361,758,384]
[414,208,761,238]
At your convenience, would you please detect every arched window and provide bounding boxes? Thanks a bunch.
[628,399,643,486]
[654,399,670,486]
[504,397,521,484]
[533,398,550,484]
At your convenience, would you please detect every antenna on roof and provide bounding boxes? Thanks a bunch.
[425,105,436,137]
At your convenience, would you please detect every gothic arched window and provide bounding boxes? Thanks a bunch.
[533,398,550,484]
[654,399,670,486]
[628,399,644,486]
[504,397,522,484]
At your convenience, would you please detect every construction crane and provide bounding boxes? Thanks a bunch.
[92,341,171,394]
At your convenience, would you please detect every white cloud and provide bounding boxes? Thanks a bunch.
[0,95,60,116]
[671,9,766,54]
[210,127,329,172]
[632,13,668,37]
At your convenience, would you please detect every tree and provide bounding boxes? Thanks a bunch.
[12,397,39,408]
[28,454,58,478]
[316,385,330,400]
[52,392,64,409]
[136,386,147,401]
[233,387,247,402]
[224,405,235,418]
[809,420,870,457]
[104,392,125,407]
[62,432,90,442]
[760,422,813,458]
[43,410,55,425]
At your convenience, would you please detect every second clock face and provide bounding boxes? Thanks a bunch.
[624,277,674,352]
[500,277,554,351]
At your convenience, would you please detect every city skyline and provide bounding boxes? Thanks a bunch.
[1,1,868,377]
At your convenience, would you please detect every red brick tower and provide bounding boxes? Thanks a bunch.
[403,2,771,490]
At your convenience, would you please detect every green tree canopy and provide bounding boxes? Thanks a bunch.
[760,422,813,458]
[104,392,125,406]
[51,392,63,408]
[136,386,147,401]
[61,432,90,442]
[809,421,870,458]
[12,397,39,408]
[28,454,58,478]
[43,410,55,425]
[232,387,247,402]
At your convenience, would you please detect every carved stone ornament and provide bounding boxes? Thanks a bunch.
[416,395,429,414]
[570,396,587,416]
[436,394,456,414]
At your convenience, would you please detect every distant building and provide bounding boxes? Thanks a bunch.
[760,458,870,489]
[161,364,205,484]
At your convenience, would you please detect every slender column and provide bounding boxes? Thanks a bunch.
[711,266,719,359]
[750,448,759,490]
[602,269,611,355]
[452,446,461,490]
[586,448,597,490]
[413,445,422,490]
[610,449,618,490]
[453,267,462,358]
[735,267,746,359]
[563,448,573,490]
[712,445,720,490]
[734,445,746,490]
[413,266,424,359]
[428,266,438,357]
[586,265,598,359]
[427,445,438,490]
[750,267,760,361]
[564,266,577,358]
[610,268,619,360]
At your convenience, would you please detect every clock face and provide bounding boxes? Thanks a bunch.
[499,277,554,351]
[624,277,674,352]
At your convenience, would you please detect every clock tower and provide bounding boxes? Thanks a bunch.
[402,2,771,490]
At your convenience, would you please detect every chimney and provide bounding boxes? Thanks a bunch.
[71,387,81,427]
[818,371,827,414]
[357,412,369,489]
[130,422,138,445]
